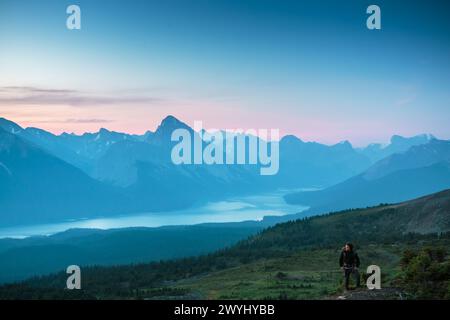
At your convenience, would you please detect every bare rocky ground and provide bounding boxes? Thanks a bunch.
[330,287,405,300]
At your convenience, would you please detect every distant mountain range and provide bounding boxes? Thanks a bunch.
[356,134,436,163]
[286,139,450,213]
[0,115,444,226]
[0,128,130,226]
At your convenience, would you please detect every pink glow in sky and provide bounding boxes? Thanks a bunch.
[0,84,447,147]
[1,95,444,147]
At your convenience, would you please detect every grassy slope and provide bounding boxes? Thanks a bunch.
[0,189,449,299]
[171,245,404,299]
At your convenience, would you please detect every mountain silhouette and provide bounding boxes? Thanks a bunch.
[357,134,435,163]
[0,128,129,226]
[1,116,448,226]
[286,139,450,213]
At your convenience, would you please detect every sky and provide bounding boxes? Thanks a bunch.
[0,0,449,146]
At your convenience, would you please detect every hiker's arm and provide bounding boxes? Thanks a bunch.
[339,252,344,267]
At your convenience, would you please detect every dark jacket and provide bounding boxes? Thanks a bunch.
[339,250,360,268]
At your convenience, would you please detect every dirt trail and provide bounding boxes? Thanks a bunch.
[330,287,405,300]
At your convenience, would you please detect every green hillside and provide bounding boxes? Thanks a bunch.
[0,223,262,284]
[1,189,449,300]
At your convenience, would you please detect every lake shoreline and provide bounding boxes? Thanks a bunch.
[0,190,308,239]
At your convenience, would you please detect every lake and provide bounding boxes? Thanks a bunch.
[0,190,308,239]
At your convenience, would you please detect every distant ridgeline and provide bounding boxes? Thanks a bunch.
[285,139,450,215]
[1,116,449,225]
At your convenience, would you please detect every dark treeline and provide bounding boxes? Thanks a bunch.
[1,202,449,299]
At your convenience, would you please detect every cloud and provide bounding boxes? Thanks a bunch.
[65,118,114,124]
[0,86,76,94]
[395,95,416,107]
[34,118,114,124]
[0,86,164,107]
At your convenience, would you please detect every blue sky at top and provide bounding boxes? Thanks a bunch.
[0,0,449,145]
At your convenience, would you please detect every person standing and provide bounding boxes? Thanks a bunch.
[339,243,361,290]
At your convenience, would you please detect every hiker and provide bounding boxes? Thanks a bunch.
[339,242,360,290]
